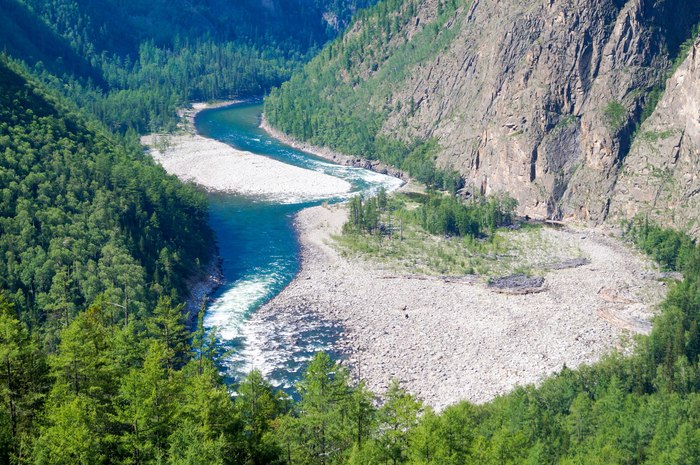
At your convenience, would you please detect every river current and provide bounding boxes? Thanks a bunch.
[196,102,402,392]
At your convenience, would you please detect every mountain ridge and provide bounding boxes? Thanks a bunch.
[265,0,700,229]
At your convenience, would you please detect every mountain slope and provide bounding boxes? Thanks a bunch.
[0,0,101,82]
[0,58,212,337]
[1,0,377,132]
[611,36,700,232]
[19,0,371,57]
[265,0,700,225]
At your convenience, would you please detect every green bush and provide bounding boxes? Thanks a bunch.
[603,100,627,132]
[345,190,517,239]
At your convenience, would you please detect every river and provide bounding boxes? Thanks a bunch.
[195,101,402,392]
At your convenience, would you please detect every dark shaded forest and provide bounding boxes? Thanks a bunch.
[1,0,376,132]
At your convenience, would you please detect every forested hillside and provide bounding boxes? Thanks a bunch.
[1,0,376,132]
[265,0,467,191]
[0,58,212,342]
[265,0,700,226]
[2,60,699,462]
[0,57,232,463]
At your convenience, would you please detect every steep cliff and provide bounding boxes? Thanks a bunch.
[381,0,700,222]
[611,36,700,232]
[266,0,700,225]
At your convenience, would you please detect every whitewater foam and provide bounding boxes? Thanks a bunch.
[204,275,275,340]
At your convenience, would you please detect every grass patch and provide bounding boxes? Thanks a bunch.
[638,129,675,143]
[551,115,578,135]
[334,193,585,278]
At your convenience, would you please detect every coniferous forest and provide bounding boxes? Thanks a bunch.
[1,0,376,132]
[2,0,700,464]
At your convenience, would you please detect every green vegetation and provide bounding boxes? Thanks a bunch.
[337,191,583,276]
[631,21,699,142]
[551,115,578,135]
[623,218,699,273]
[416,194,517,237]
[159,215,700,464]
[639,86,664,125]
[45,40,294,133]
[0,56,245,464]
[265,0,469,189]
[671,23,700,75]
[4,59,700,461]
[1,0,376,133]
[4,0,700,463]
[344,191,516,239]
[0,59,211,340]
[638,129,675,143]
[603,100,627,133]
[271,220,700,465]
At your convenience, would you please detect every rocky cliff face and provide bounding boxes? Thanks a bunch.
[610,37,700,233]
[267,0,700,228]
[381,0,699,222]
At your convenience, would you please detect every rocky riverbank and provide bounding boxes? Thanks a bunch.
[183,251,225,328]
[260,114,408,181]
[253,203,667,410]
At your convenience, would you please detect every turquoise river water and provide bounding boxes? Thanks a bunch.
[195,102,402,391]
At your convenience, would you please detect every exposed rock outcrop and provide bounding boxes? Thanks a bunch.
[381,0,699,223]
[267,0,700,229]
[610,37,700,233]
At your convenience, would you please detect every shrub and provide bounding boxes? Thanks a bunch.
[603,100,627,133]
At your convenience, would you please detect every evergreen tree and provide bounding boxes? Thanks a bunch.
[375,380,421,465]
[33,396,103,465]
[0,292,47,464]
[147,297,189,371]
[116,341,178,463]
[280,352,353,465]
[235,370,287,464]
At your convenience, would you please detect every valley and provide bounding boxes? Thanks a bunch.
[144,99,665,413]
[146,101,403,391]
[2,0,700,463]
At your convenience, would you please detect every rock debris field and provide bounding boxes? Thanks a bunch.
[255,204,667,410]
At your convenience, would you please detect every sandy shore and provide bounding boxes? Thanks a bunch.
[255,204,667,410]
[141,103,352,202]
[142,134,352,202]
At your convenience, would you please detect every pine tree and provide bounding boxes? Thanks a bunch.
[116,341,178,463]
[147,297,189,371]
[236,369,287,464]
[281,352,353,465]
[0,292,47,464]
[376,380,421,465]
[33,396,103,465]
